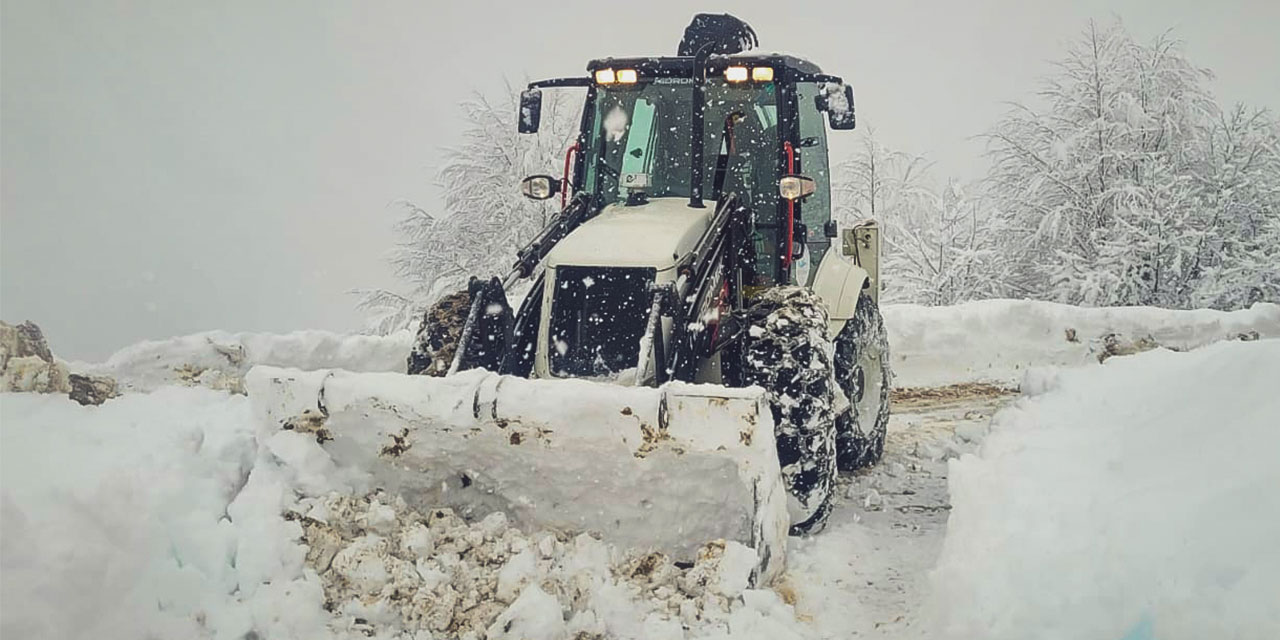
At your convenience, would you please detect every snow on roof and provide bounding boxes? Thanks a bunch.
[586,52,823,75]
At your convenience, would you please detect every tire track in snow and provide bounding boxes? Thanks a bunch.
[786,389,1017,638]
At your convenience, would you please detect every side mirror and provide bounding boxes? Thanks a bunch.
[779,174,817,201]
[823,219,838,238]
[520,175,561,200]
[518,88,543,134]
[817,84,855,130]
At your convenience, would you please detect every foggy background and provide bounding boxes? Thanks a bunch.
[3,0,1277,360]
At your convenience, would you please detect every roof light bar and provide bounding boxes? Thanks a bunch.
[598,65,771,85]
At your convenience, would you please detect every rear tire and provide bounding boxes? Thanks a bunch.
[742,287,837,535]
[407,290,471,376]
[834,292,891,472]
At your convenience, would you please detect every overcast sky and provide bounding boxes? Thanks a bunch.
[3,0,1278,360]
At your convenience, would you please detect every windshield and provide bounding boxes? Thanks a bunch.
[584,80,780,208]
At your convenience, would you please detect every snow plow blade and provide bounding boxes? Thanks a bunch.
[246,366,789,585]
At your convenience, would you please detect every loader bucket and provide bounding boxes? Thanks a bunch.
[246,366,790,585]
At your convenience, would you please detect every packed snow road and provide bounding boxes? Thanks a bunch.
[2,301,1278,639]
[788,383,1017,638]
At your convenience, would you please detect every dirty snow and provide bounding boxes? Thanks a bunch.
[246,367,789,580]
[299,491,782,639]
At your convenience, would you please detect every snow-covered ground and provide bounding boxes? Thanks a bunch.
[3,300,1278,639]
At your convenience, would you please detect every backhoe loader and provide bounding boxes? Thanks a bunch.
[251,14,889,585]
[410,13,890,533]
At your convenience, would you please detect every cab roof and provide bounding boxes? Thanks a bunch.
[585,54,835,84]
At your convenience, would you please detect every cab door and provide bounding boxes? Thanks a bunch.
[791,82,833,285]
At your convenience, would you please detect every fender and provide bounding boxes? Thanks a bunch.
[812,247,868,337]
[812,221,881,336]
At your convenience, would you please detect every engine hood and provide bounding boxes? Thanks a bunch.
[545,198,713,271]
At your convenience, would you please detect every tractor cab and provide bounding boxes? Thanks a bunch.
[514,50,858,382]
[518,53,855,289]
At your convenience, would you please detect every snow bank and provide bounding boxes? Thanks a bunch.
[883,299,1279,387]
[1,379,802,639]
[0,388,315,639]
[928,339,1280,639]
[87,329,413,392]
[81,300,1280,395]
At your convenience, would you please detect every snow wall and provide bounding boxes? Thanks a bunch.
[884,300,1280,387]
[928,338,1280,639]
[86,329,413,392]
[245,366,790,586]
[86,301,1279,393]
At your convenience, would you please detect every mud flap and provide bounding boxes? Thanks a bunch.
[246,366,789,586]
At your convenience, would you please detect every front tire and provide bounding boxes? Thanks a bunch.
[742,287,838,535]
[407,290,471,376]
[834,292,891,472]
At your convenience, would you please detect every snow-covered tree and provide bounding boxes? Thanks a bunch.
[836,133,1008,305]
[1185,104,1280,308]
[834,131,935,230]
[897,182,1012,305]
[983,19,1279,308]
[359,84,582,334]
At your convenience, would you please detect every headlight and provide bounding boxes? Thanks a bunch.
[779,175,816,201]
[594,68,616,84]
[724,66,749,83]
[520,175,561,201]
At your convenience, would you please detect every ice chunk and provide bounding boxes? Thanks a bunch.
[496,549,538,603]
[486,585,565,640]
[330,535,391,593]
